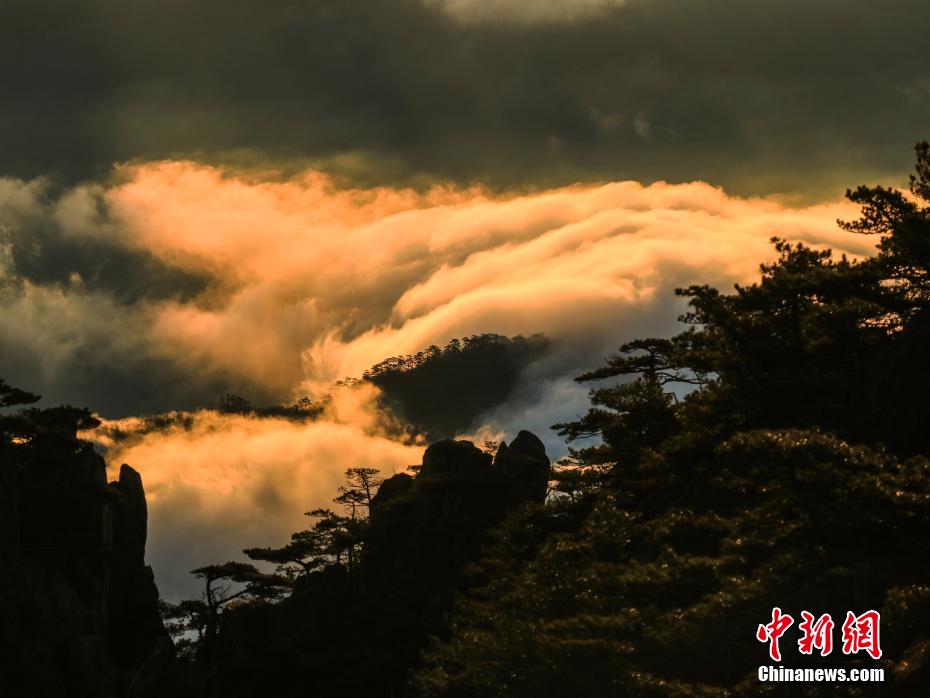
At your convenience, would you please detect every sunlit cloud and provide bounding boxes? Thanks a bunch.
[93,383,422,599]
[99,162,869,395]
[3,162,876,598]
[3,161,872,418]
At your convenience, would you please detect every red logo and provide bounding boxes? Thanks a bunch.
[798,611,834,657]
[757,608,881,660]
[756,607,794,661]
[841,610,882,659]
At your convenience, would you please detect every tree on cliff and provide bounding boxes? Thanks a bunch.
[163,562,293,661]
[0,379,41,458]
[160,599,210,660]
[243,508,354,576]
[335,467,384,519]
[1,381,103,456]
[181,562,289,660]
[243,468,384,579]
[333,467,384,571]
[0,378,40,410]
[166,467,393,661]
[243,528,328,578]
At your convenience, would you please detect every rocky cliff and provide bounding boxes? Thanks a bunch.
[205,431,551,698]
[0,426,171,697]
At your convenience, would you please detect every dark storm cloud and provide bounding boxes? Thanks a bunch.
[0,177,251,416]
[2,0,928,195]
[0,180,210,303]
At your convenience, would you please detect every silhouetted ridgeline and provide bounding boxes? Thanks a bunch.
[359,334,550,440]
[95,333,549,447]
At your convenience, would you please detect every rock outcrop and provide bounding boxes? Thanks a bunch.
[367,471,413,510]
[493,429,551,502]
[207,431,551,698]
[417,438,492,478]
[365,434,550,584]
[0,428,170,697]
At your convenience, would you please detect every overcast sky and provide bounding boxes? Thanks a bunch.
[2,0,928,194]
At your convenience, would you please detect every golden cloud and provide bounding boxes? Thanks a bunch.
[95,383,422,599]
[11,162,876,598]
[93,162,869,398]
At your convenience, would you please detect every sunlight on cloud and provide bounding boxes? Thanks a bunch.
[3,162,876,597]
[97,163,870,398]
[93,383,422,599]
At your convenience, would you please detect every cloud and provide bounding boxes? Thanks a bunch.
[2,161,871,418]
[3,161,881,598]
[93,384,423,599]
[0,0,928,195]
[0,176,210,302]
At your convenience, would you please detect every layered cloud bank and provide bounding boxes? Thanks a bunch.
[1,162,870,413]
[2,162,874,597]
